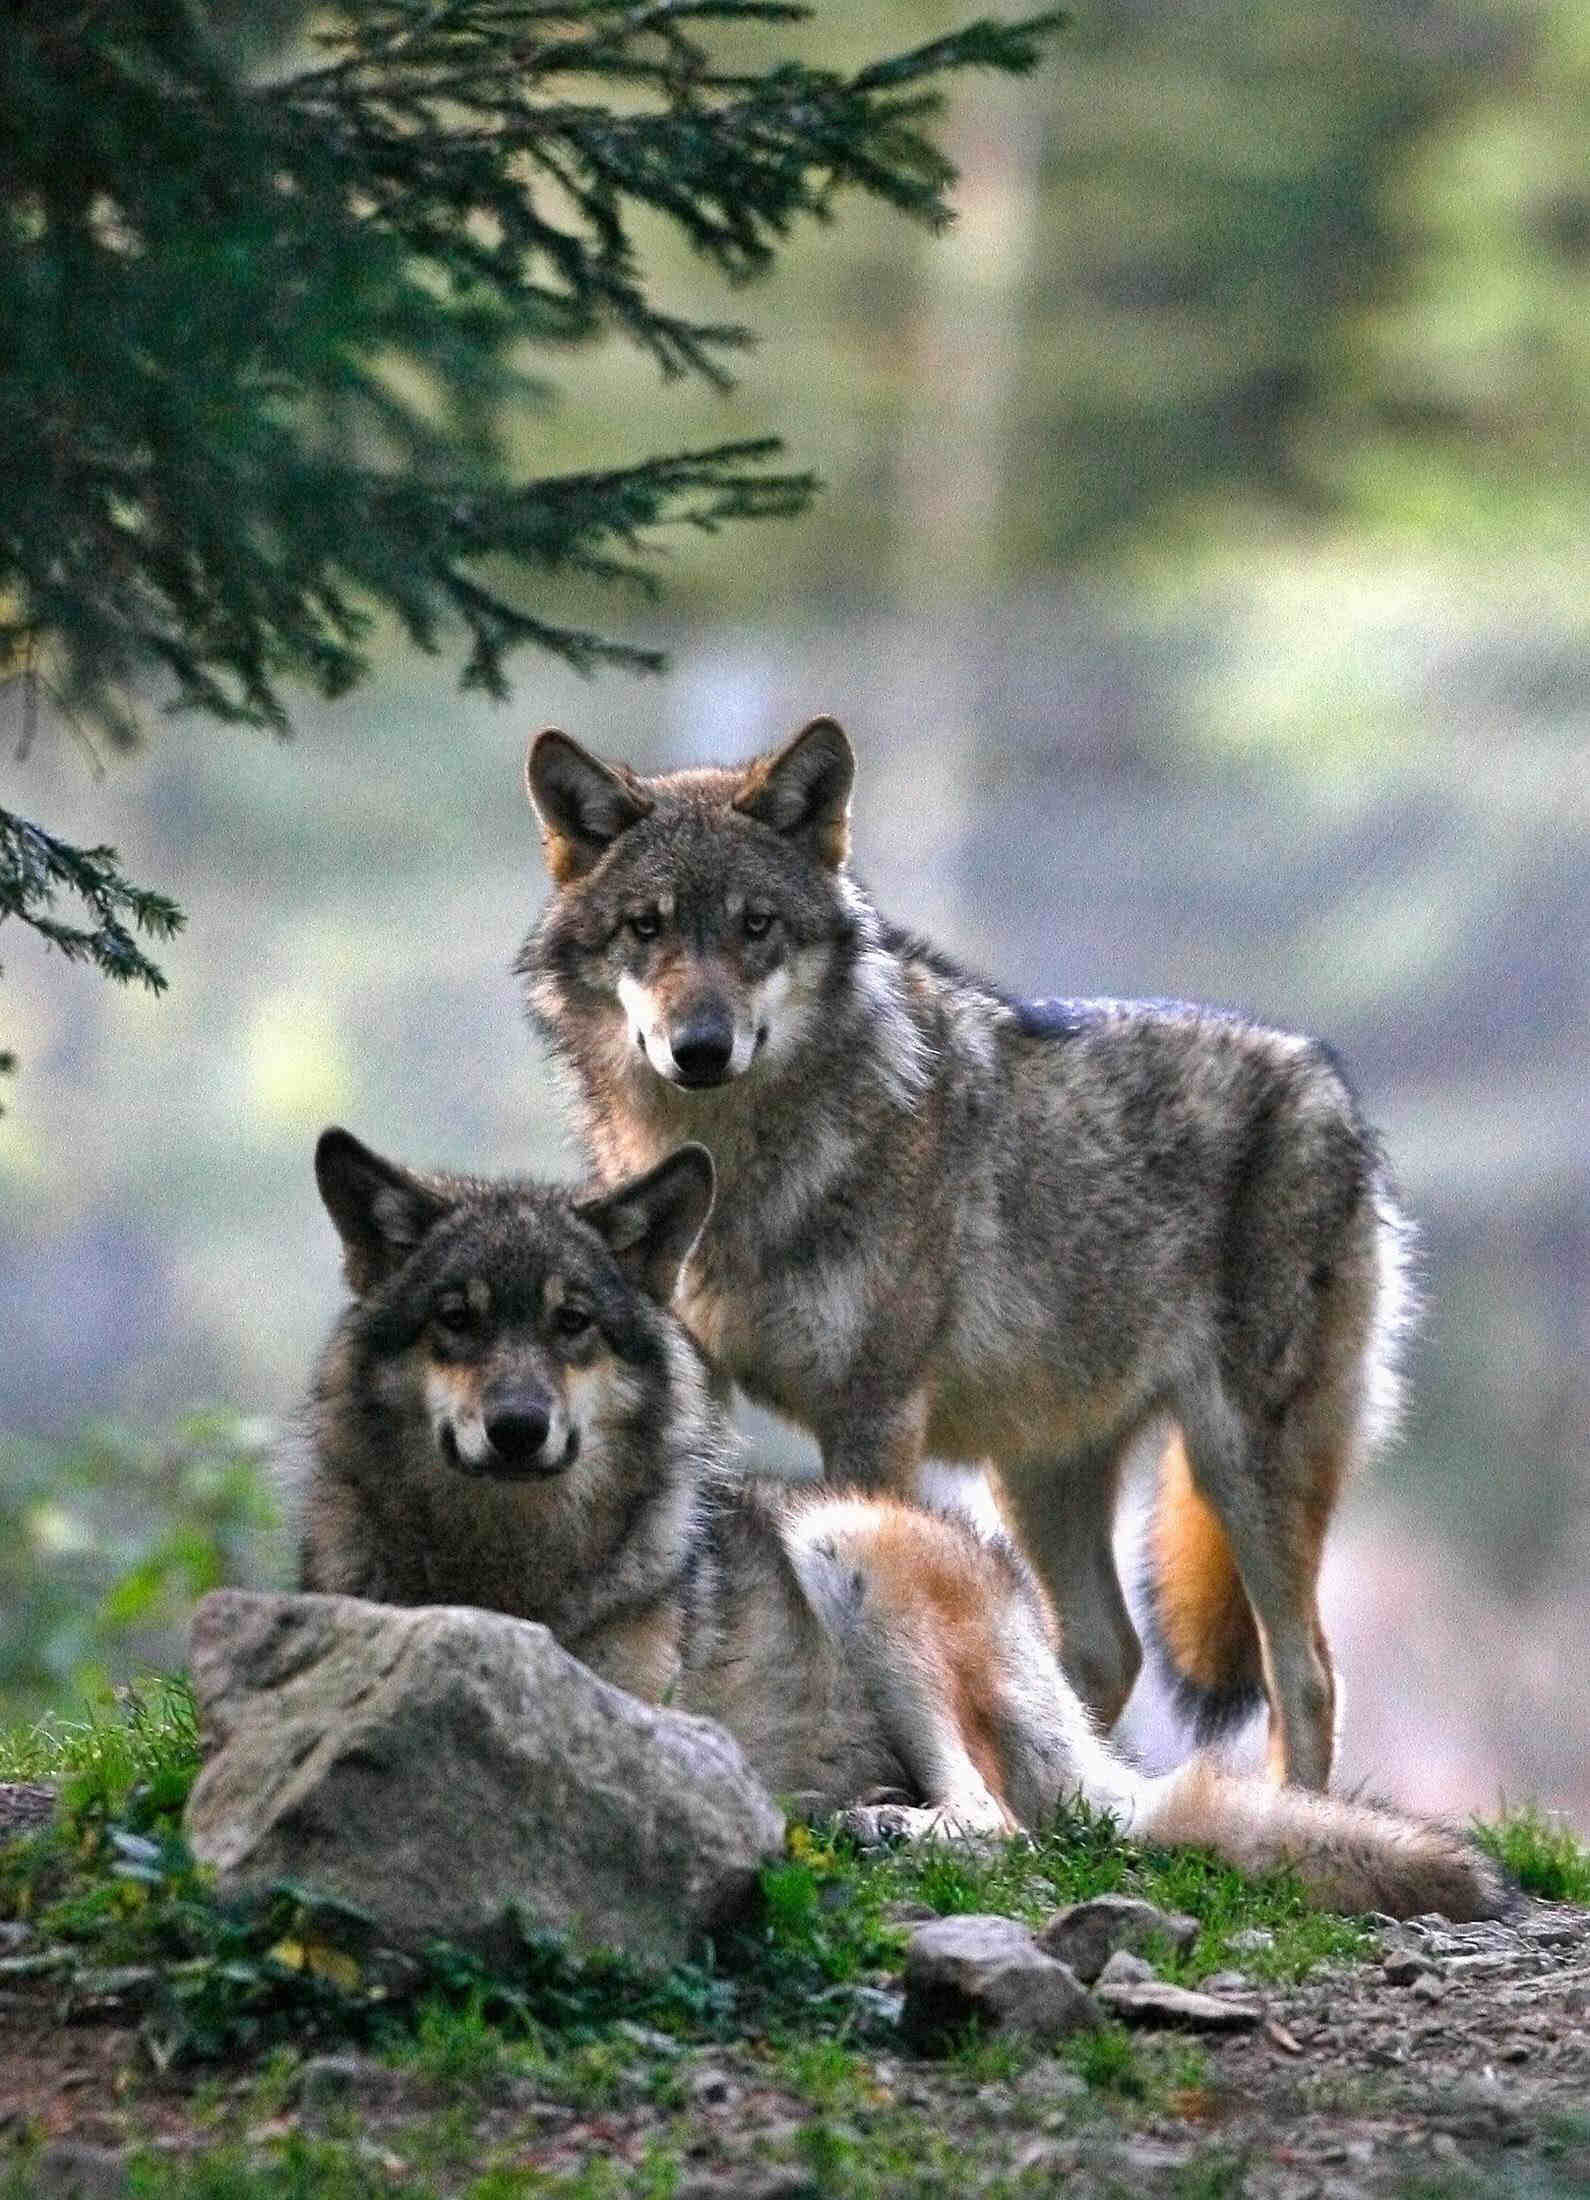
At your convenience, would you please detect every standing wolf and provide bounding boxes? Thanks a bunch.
[517,718,1414,1792]
[292,1128,1501,1921]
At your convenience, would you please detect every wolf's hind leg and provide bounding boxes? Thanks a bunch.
[798,1496,1020,1833]
[1178,1395,1340,1791]
[994,1436,1141,1730]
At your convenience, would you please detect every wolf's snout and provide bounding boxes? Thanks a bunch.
[670,1007,735,1087]
[476,1390,575,1477]
[485,1400,550,1461]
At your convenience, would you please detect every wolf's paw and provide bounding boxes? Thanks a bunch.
[837,1798,1020,1849]
[836,1802,931,1850]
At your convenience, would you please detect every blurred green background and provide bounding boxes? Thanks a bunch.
[2,1,1585,1820]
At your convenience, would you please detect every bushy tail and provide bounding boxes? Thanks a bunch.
[1125,1758,1511,1921]
[1143,1432,1265,1738]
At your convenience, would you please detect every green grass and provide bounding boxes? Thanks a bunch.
[4,1674,1587,2200]
[0,1671,200,1800]
[0,1680,1393,2081]
[1473,1803,1590,1903]
[759,1803,1375,1998]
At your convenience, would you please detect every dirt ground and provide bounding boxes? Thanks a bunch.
[3,1880,1587,2198]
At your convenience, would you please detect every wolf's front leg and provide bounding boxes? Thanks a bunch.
[816,1390,929,1495]
[996,1437,1143,1730]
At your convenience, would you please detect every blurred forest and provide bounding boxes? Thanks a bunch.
[2,2,1586,1823]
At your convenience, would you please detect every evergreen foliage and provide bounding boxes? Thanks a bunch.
[0,0,1065,1050]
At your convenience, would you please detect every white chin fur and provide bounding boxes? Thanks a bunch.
[617,962,817,1086]
[435,1408,490,1469]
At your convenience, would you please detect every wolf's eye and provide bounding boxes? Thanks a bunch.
[743,907,775,939]
[627,909,661,941]
[552,1303,593,1341]
[433,1294,474,1335]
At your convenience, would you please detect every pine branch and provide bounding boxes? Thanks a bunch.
[0,1,1067,1051]
[0,805,184,993]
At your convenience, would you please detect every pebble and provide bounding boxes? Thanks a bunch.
[1094,1978,1263,2030]
[1016,2063,1088,2104]
[1095,1949,1158,1986]
[846,1984,906,2031]
[614,2020,687,2057]
[689,2068,741,2107]
[27,2144,131,2200]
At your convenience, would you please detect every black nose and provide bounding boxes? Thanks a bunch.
[483,1401,551,1468]
[670,1011,735,1086]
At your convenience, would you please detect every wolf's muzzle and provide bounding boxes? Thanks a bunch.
[442,1390,580,1480]
[669,1005,736,1088]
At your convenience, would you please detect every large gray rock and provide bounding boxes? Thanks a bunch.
[184,1590,785,1968]
[901,1914,1100,2044]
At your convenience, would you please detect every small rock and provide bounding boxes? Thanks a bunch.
[70,1964,160,2008]
[354,2139,410,2178]
[1431,2134,1462,2164]
[1411,1974,1449,2004]
[1036,1894,1199,1983]
[614,2021,686,2058]
[29,2144,131,2200]
[1227,1927,1275,1953]
[1118,2137,1198,2174]
[0,1782,57,1840]
[689,2067,741,2107]
[880,1900,939,1926]
[1383,1950,1437,1985]
[1201,1969,1251,1994]
[295,2053,403,2111]
[1015,2063,1089,2104]
[902,1915,1100,2044]
[846,1984,905,2031]
[677,2173,818,2200]
[1521,1914,1586,1947]
[1096,1949,1158,1986]
[0,1921,32,1954]
[1011,2139,1077,2174]
[1094,1979,1263,2031]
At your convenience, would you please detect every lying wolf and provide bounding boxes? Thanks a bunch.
[517,717,1414,1791]
[288,1127,1504,1922]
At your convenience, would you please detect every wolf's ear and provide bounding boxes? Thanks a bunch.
[732,716,854,868]
[526,729,653,884]
[576,1144,715,1305]
[314,1128,453,1295]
